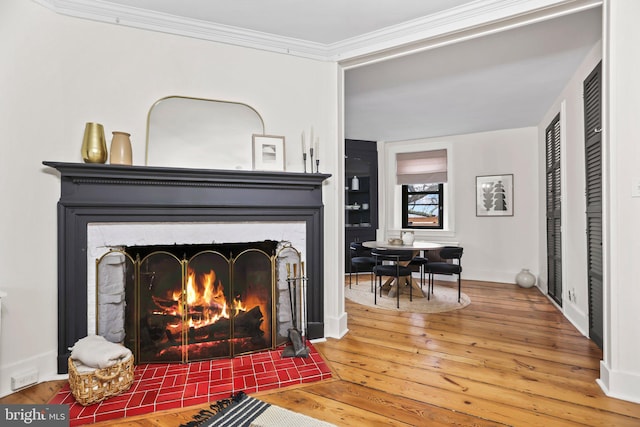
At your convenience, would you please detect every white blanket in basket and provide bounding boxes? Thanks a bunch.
[70,335,132,369]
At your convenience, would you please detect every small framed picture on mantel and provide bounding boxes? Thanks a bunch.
[252,134,285,171]
[476,174,514,216]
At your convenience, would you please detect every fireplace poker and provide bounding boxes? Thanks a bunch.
[286,263,296,326]
[286,276,296,327]
[292,264,298,327]
[301,276,307,341]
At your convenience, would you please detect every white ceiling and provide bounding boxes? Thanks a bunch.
[37,0,603,142]
[345,7,602,141]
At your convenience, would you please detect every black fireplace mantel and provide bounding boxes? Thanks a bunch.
[44,161,331,373]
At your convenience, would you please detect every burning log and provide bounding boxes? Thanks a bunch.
[187,305,264,342]
[151,296,226,315]
[145,305,264,345]
[233,305,265,338]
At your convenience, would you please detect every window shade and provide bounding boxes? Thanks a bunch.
[396,149,447,185]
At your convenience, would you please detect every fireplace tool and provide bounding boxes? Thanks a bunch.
[283,262,310,357]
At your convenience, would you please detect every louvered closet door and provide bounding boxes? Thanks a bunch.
[584,62,603,349]
[546,114,562,306]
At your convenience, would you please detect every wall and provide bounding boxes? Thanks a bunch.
[537,41,602,335]
[380,127,539,284]
[599,0,640,404]
[0,0,341,397]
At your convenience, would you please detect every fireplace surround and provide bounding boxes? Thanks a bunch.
[44,161,330,373]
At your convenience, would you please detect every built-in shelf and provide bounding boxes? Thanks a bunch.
[344,139,378,270]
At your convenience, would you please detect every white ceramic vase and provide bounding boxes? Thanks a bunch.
[516,269,536,288]
[402,231,415,245]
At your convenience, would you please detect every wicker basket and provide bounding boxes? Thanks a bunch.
[68,355,134,406]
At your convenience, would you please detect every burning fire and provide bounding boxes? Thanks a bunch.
[148,262,270,354]
[165,268,250,328]
[143,259,272,361]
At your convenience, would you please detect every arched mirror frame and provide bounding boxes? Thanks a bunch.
[145,96,265,170]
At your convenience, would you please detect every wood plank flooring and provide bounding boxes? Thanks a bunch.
[3,278,640,426]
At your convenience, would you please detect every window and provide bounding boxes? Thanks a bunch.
[394,147,450,231]
[402,184,443,229]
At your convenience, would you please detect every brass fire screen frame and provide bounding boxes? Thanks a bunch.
[96,246,277,364]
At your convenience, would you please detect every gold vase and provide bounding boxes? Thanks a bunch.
[110,131,133,165]
[81,122,107,163]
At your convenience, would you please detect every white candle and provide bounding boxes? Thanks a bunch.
[310,126,314,149]
[301,131,305,152]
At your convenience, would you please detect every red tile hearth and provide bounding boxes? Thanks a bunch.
[49,343,332,426]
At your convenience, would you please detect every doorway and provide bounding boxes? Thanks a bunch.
[584,62,603,349]
[545,114,562,306]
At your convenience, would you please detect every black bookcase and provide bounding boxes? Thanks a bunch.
[345,139,378,270]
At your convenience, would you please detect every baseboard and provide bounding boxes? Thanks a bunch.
[0,349,59,399]
[598,361,640,404]
[458,268,518,285]
[561,299,589,337]
[323,310,348,339]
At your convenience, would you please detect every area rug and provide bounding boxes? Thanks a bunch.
[180,391,336,427]
[48,343,331,426]
[345,279,470,313]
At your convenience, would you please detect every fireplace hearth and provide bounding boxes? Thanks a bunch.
[44,161,330,373]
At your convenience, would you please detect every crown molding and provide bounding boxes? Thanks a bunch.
[33,0,601,62]
[31,0,330,60]
[337,0,602,67]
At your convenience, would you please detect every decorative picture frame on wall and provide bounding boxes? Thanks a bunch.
[476,174,514,216]
[252,134,285,171]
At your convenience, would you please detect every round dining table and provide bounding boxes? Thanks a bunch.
[362,240,444,298]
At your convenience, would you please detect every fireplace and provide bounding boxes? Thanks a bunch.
[98,241,280,364]
[44,161,330,373]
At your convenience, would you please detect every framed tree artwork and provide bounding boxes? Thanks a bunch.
[476,174,514,216]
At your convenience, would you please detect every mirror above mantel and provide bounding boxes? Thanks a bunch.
[145,96,265,170]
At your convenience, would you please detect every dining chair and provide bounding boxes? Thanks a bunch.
[349,242,375,290]
[371,248,415,308]
[424,246,464,302]
[409,254,429,290]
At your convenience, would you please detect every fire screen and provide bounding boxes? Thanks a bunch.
[96,242,277,364]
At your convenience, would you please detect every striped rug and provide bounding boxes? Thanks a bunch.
[180,392,336,427]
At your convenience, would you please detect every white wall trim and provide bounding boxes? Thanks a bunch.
[33,0,602,62]
[339,0,602,68]
[597,362,640,405]
[323,313,349,340]
[31,0,329,60]
[562,300,589,337]
[600,0,613,382]
[0,350,59,399]
[381,139,455,241]
[464,268,517,285]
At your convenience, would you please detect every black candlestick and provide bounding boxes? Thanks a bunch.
[309,148,314,173]
[303,153,307,173]
[315,159,320,173]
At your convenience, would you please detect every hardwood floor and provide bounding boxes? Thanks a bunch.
[3,278,640,426]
